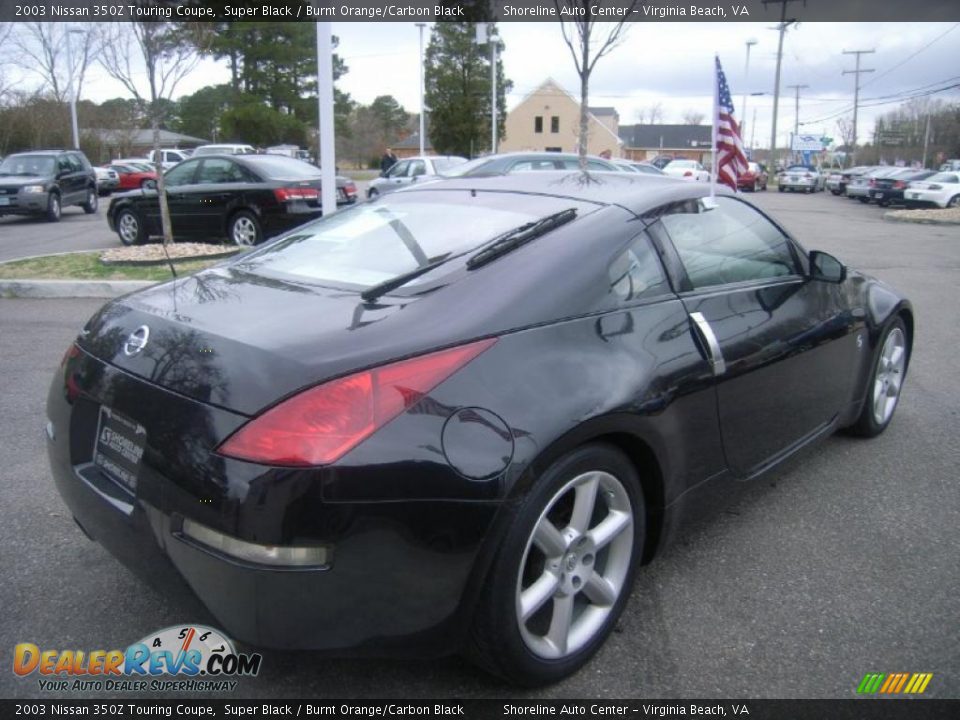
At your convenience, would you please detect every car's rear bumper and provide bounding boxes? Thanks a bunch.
[46,351,499,654]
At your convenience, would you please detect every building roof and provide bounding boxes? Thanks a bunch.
[81,128,210,146]
[393,132,433,151]
[588,107,619,118]
[619,124,712,150]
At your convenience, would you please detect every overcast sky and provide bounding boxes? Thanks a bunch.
[29,21,960,150]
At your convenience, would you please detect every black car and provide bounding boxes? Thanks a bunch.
[106,154,358,246]
[47,172,912,685]
[441,151,621,178]
[868,169,936,207]
[0,149,98,221]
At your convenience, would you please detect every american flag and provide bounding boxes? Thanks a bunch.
[714,56,748,191]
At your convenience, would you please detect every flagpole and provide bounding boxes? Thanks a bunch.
[711,55,718,199]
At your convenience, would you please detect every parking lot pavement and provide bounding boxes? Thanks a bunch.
[0,209,118,263]
[0,191,958,699]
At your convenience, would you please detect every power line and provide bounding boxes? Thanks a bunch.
[861,23,960,90]
[799,75,960,125]
[763,0,805,161]
[786,83,809,139]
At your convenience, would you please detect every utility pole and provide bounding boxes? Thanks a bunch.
[787,83,809,161]
[742,38,757,149]
[842,49,875,167]
[763,0,804,168]
[416,23,427,157]
[922,113,932,169]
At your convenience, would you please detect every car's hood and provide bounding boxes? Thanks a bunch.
[0,175,48,187]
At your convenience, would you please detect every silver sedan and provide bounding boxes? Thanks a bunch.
[367,155,467,199]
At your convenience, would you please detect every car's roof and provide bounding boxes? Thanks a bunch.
[7,149,71,156]
[395,170,723,216]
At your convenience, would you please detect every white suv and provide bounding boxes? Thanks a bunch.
[146,148,191,170]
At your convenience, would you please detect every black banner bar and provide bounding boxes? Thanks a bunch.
[2,0,960,23]
[2,699,959,719]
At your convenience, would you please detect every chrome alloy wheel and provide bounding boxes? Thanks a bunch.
[873,327,906,426]
[232,216,258,246]
[516,470,634,660]
[118,213,139,244]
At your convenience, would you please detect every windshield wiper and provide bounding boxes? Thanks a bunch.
[360,255,453,302]
[466,208,577,270]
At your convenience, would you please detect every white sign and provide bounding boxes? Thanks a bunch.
[792,134,824,152]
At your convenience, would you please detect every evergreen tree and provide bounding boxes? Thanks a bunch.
[424,23,511,157]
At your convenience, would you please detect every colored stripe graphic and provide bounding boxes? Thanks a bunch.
[858,672,933,694]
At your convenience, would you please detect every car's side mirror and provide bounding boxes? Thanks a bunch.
[143,179,158,191]
[410,175,418,183]
[810,250,846,283]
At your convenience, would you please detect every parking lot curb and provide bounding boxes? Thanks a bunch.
[883,212,960,226]
[0,279,155,299]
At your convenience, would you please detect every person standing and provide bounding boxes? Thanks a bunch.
[381,148,398,173]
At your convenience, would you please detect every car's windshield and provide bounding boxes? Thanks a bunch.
[0,155,55,176]
[233,191,592,289]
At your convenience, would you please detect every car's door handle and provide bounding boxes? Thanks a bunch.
[689,312,726,376]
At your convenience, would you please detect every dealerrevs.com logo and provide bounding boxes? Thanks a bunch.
[13,625,262,692]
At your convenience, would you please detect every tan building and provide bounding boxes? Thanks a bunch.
[500,79,623,157]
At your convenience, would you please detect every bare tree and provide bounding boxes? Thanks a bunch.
[100,22,208,248]
[556,0,639,168]
[836,116,856,159]
[11,22,100,103]
[634,102,664,125]
[0,23,15,105]
[682,110,706,126]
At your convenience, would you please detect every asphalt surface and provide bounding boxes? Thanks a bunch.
[0,190,957,700]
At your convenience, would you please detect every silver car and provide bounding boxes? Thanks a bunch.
[368,155,467,198]
[778,165,825,193]
[847,167,905,202]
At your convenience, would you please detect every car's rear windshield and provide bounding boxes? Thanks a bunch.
[439,157,492,177]
[927,172,959,183]
[243,156,322,179]
[233,190,594,289]
[432,157,467,172]
[0,155,55,176]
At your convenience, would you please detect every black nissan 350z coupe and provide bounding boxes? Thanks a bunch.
[47,172,912,685]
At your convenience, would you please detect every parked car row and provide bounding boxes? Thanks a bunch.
[825,164,960,209]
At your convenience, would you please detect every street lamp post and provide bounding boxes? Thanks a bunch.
[65,27,85,150]
[741,38,757,149]
[416,23,426,157]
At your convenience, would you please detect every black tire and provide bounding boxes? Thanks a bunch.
[81,187,98,214]
[367,188,380,200]
[846,317,909,438]
[831,189,841,196]
[858,197,870,203]
[115,208,144,246]
[228,210,261,246]
[468,443,645,686]
[46,192,61,222]
[778,186,785,193]
[948,195,960,209]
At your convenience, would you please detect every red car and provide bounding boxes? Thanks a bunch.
[737,161,769,192]
[105,163,158,191]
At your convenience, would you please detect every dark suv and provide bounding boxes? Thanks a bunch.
[0,150,98,222]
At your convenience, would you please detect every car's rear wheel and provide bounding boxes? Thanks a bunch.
[778,186,785,193]
[858,197,870,203]
[115,208,144,246]
[46,192,61,222]
[368,188,380,200]
[82,187,98,214]
[847,318,908,438]
[469,443,644,686]
[228,210,261,246]
[948,195,960,209]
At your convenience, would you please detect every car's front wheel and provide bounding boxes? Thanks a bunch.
[948,195,960,209]
[228,210,261,246]
[46,192,61,222]
[367,188,380,200]
[469,443,644,686]
[847,317,909,438]
[115,208,144,246]
[82,187,98,214]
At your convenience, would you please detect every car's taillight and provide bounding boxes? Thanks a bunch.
[893,181,906,189]
[683,171,692,177]
[868,179,876,187]
[217,338,497,467]
[344,182,357,196]
[274,187,320,202]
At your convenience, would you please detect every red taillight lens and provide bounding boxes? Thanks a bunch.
[60,343,80,368]
[893,181,906,189]
[217,338,497,467]
[868,179,876,187]
[683,171,693,177]
[273,187,320,202]
[344,182,357,196]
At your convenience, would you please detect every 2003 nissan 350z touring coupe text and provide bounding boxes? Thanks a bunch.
[46,172,912,685]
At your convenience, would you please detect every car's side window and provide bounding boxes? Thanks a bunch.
[164,159,198,187]
[608,232,672,304]
[586,160,611,171]
[57,156,71,175]
[387,161,409,178]
[69,154,87,171]
[409,160,427,177]
[512,160,559,172]
[658,197,800,290]
[196,159,245,184]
